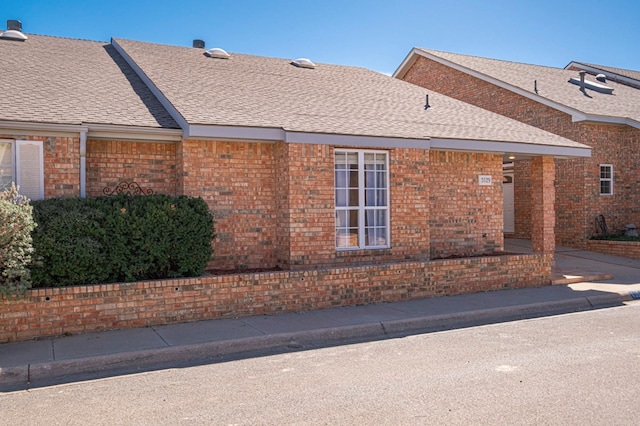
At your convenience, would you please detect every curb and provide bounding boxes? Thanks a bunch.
[0,293,629,391]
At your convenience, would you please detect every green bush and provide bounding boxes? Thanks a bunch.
[0,184,36,295]
[31,194,214,287]
[30,197,109,287]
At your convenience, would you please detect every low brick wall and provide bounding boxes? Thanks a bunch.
[0,253,552,343]
[587,240,640,259]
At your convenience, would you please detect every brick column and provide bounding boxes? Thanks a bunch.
[531,156,555,254]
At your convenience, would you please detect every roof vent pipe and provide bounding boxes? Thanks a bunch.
[579,71,586,93]
[7,20,22,31]
[193,39,205,49]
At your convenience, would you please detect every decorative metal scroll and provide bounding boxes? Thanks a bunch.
[103,181,154,196]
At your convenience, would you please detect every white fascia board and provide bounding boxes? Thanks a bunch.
[399,49,588,122]
[284,131,431,149]
[86,124,183,142]
[0,120,88,137]
[572,114,640,129]
[429,138,592,158]
[186,124,285,141]
[111,38,189,134]
[392,47,420,79]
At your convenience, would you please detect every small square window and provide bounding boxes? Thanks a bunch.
[599,164,613,195]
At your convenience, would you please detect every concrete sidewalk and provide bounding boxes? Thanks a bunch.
[2,240,639,391]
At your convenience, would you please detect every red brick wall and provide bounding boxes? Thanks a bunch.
[401,55,640,248]
[0,253,552,343]
[180,139,278,270]
[86,139,178,197]
[531,156,556,254]
[587,240,640,259]
[428,151,503,258]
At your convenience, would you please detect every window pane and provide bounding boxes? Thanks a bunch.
[600,181,611,194]
[335,189,348,207]
[334,150,388,249]
[348,189,359,206]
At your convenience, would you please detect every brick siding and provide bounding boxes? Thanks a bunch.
[0,253,552,343]
[86,139,178,197]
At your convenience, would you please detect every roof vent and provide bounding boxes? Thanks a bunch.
[193,39,205,49]
[205,47,230,59]
[568,74,614,94]
[292,58,316,69]
[1,19,27,41]
[7,20,22,31]
[596,73,607,83]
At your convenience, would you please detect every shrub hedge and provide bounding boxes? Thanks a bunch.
[30,194,214,287]
[0,184,36,295]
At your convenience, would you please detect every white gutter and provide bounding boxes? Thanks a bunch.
[80,130,87,198]
[0,120,88,136]
[87,123,183,142]
[429,138,591,158]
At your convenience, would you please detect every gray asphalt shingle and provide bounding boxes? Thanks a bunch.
[114,38,588,149]
[0,34,177,128]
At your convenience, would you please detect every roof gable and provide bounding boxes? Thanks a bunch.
[396,48,640,130]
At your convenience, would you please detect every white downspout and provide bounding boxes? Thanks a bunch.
[80,131,86,198]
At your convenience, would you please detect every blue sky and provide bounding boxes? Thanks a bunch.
[3,0,639,75]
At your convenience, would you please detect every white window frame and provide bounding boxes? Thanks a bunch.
[599,164,613,196]
[334,149,390,250]
[0,139,45,200]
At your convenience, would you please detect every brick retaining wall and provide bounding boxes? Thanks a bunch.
[587,240,640,259]
[0,254,551,343]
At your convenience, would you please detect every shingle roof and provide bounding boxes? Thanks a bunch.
[0,34,177,128]
[414,49,640,126]
[113,38,587,150]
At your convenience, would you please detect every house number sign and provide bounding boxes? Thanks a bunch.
[478,175,492,186]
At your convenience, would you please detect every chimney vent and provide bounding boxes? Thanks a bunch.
[7,20,21,31]
[579,70,586,92]
[193,39,205,49]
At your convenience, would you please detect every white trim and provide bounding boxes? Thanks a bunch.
[334,149,390,250]
[15,140,44,200]
[599,164,613,195]
[80,131,87,198]
[111,38,190,133]
[0,120,87,137]
[395,49,640,131]
[285,131,430,149]
[187,124,285,141]
[86,124,183,142]
[429,138,591,158]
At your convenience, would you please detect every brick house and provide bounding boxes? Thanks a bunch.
[395,48,640,248]
[0,23,592,332]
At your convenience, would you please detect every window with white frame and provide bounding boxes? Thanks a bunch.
[599,164,613,195]
[334,150,389,249]
[0,139,44,200]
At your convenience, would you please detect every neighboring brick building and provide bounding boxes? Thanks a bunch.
[1,25,589,285]
[395,48,640,248]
